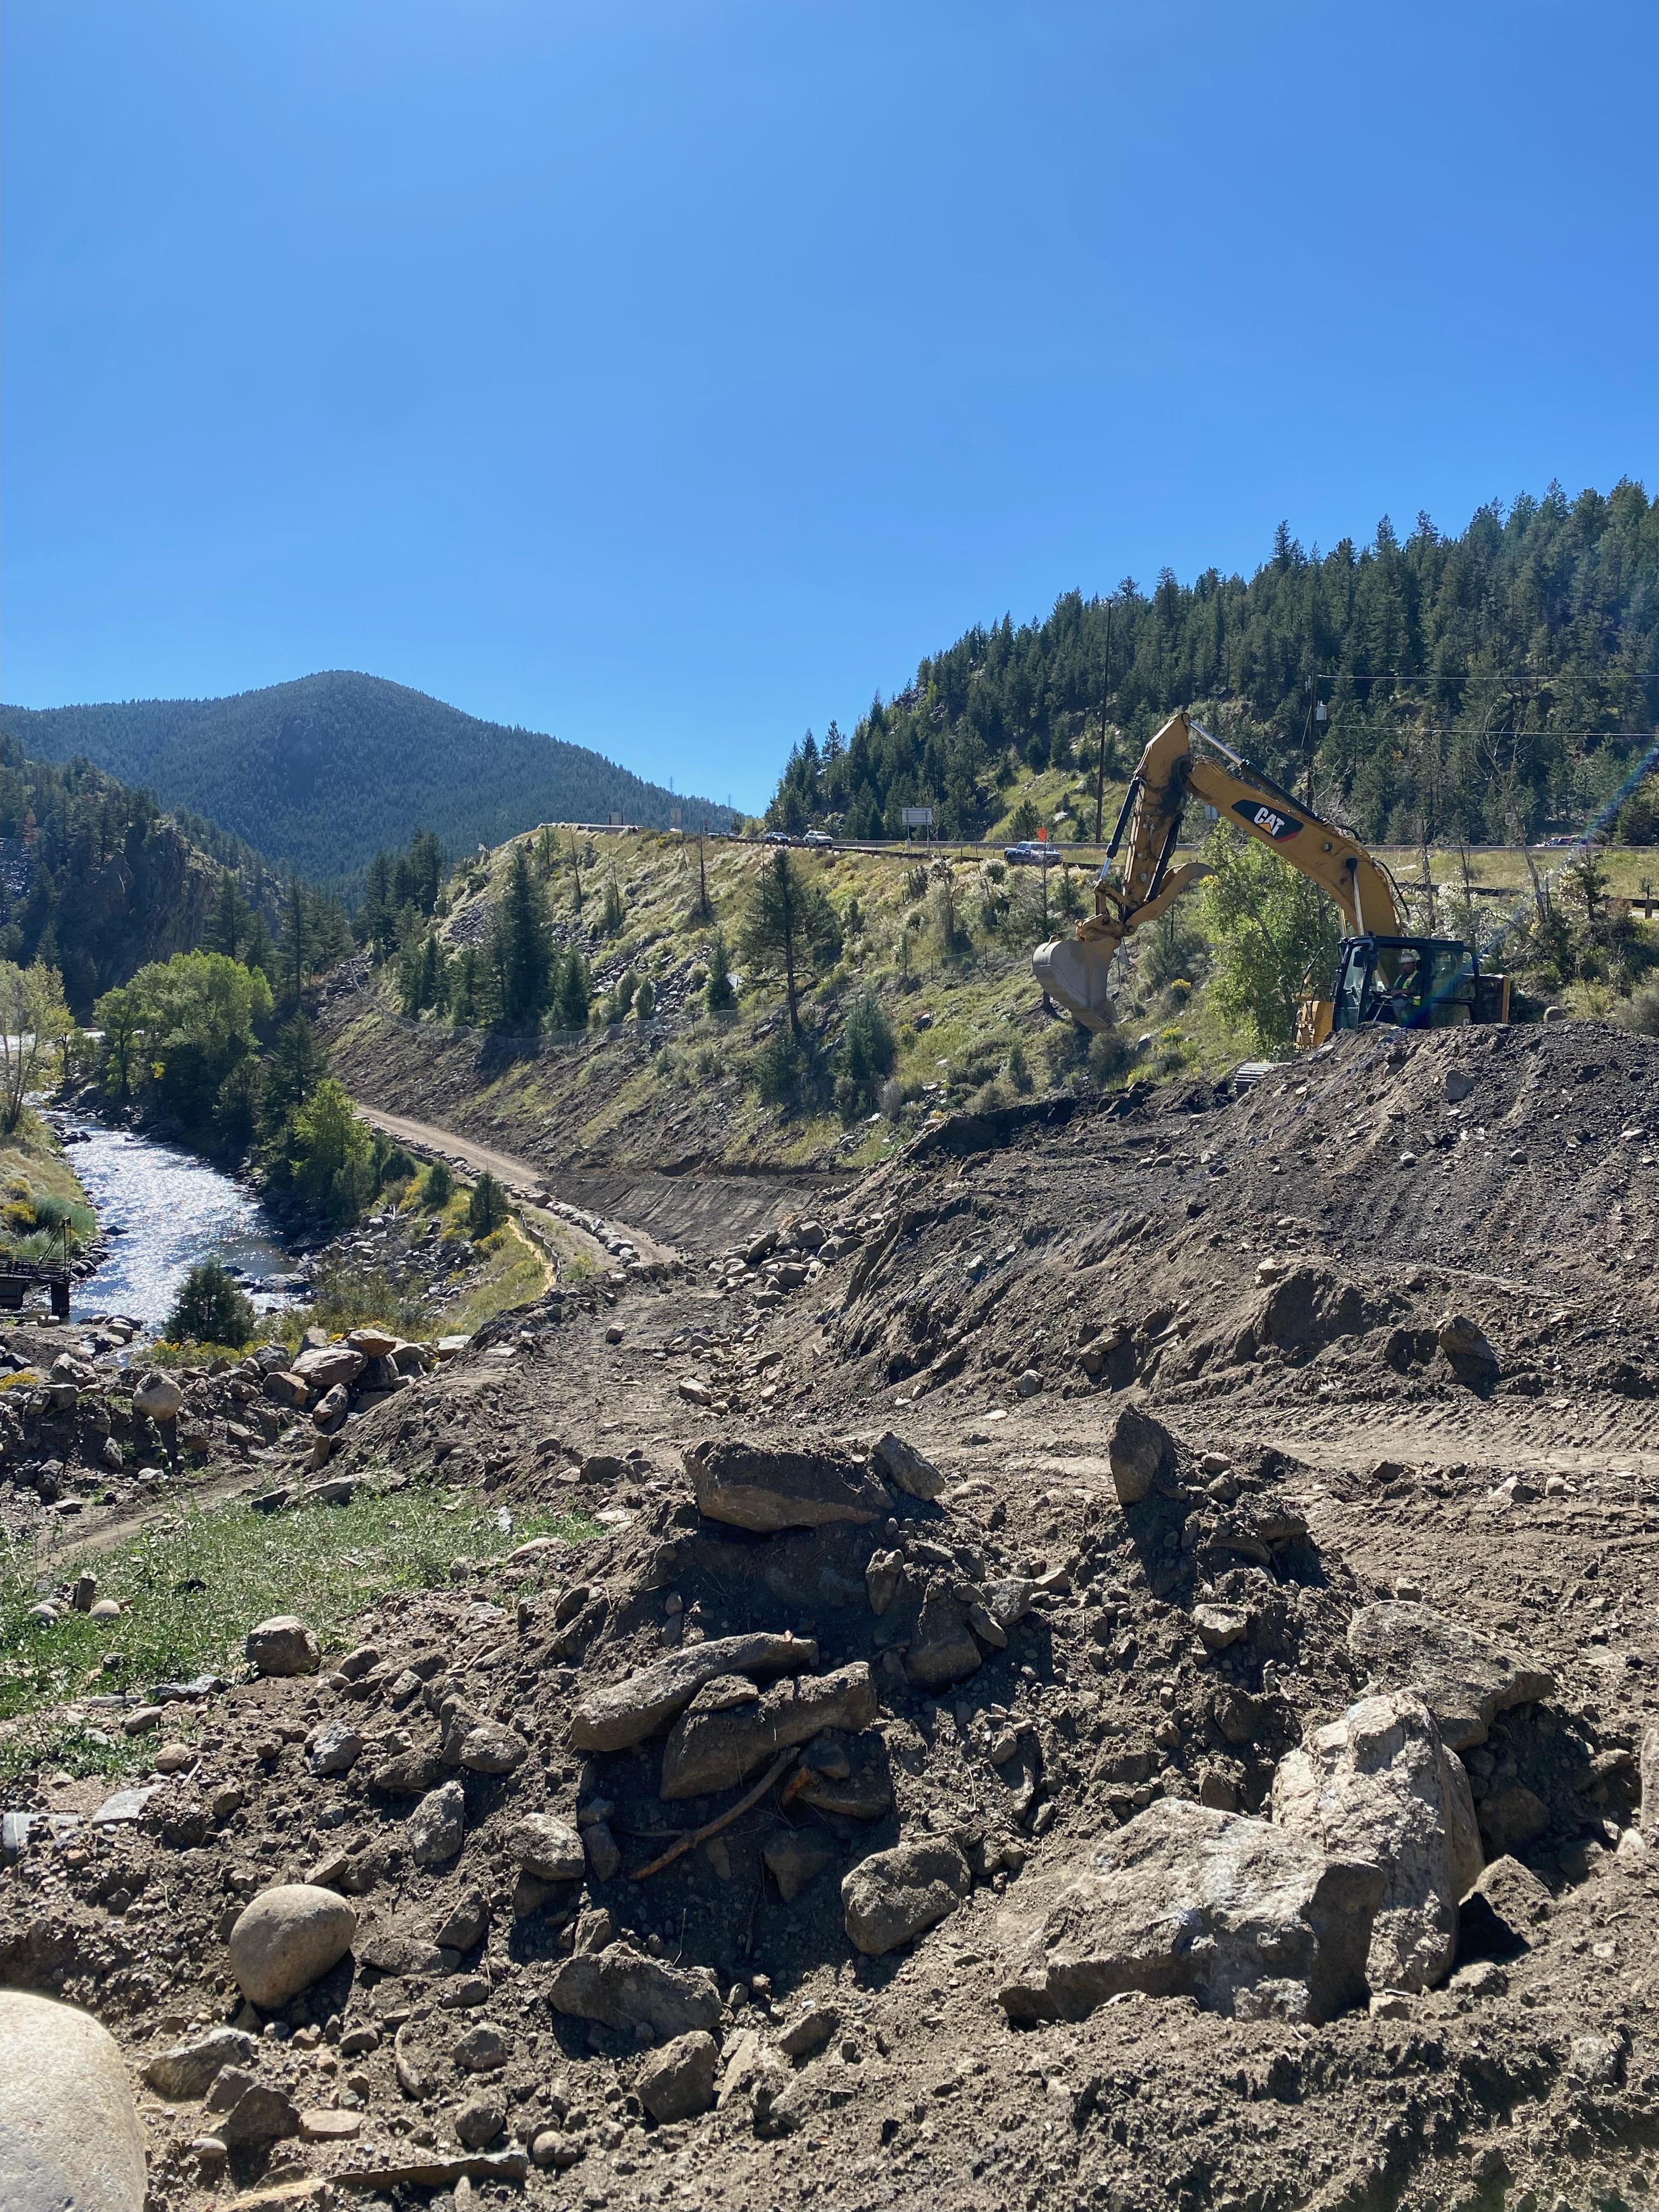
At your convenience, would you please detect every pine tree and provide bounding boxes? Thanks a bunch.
[212,869,250,960]
[555,946,591,1030]
[493,844,554,1030]
[739,850,841,1036]
[280,874,312,1005]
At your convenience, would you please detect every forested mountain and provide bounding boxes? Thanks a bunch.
[0,738,287,1014]
[770,481,1659,845]
[0,672,737,891]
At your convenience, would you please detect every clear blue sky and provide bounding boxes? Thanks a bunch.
[5,1,1655,812]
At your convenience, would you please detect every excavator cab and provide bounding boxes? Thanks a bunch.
[1328,935,1509,1032]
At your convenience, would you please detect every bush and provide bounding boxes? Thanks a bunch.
[1043,1020,1089,1087]
[835,990,897,1120]
[1007,1040,1034,1094]
[1616,980,1659,1035]
[704,930,736,1013]
[634,978,656,1020]
[878,1075,905,1119]
[166,1259,255,1350]
[1087,1029,1134,1084]
[753,1028,810,1109]
[421,1159,454,1209]
[467,1170,510,1239]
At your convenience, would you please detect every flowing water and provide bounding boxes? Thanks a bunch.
[59,1117,297,1330]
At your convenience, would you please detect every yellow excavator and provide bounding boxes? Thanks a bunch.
[1034,709,1511,1047]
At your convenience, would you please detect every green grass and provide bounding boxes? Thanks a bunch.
[0,1485,601,1781]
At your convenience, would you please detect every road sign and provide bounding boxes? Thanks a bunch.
[902,806,934,828]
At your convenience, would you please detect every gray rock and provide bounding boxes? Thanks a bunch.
[292,1345,366,1391]
[764,1829,838,1903]
[1193,1604,1250,1652]
[571,1631,819,1751]
[452,2021,510,2072]
[262,1369,309,1408]
[906,1587,984,1691]
[219,2082,301,2147]
[141,2025,256,2100]
[1640,1720,1658,1841]
[431,1885,489,1954]
[636,2029,719,2122]
[996,1798,1383,2024]
[546,1945,722,2038]
[978,1576,1036,1634]
[865,1549,905,1617]
[456,1720,529,1775]
[1272,1692,1480,1992]
[408,1780,466,1868]
[1437,1312,1500,1387]
[870,1431,945,1501]
[842,1837,972,1956]
[504,1812,585,1882]
[228,1883,358,2007]
[307,1720,364,1777]
[661,1662,877,1798]
[687,1438,890,1533]
[778,2005,839,2059]
[1346,1602,1554,1751]
[453,2087,506,2148]
[370,1747,444,1795]
[311,1383,351,1434]
[1107,1404,1173,1505]
[246,1614,320,1677]
[583,1820,622,1882]
[132,1370,184,1421]
[1457,1854,1552,1959]
[357,1924,447,1977]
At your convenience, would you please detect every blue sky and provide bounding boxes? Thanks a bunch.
[5,0,1655,812]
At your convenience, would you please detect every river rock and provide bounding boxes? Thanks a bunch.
[504,1813,586,1883]
[571,1632,819,1751]
[0,1993,148,2212]
[661,1662,877,1798]
[687,1438,890,1532]
[1272,1691,1480,1992]
[1346,1602,1554,1751]
[636,2029,719,2122]
[546,1945,723,2038]
[870,1430,946,1501]
[142,2025,257,2101]
[132,1370,184,1421]
[408,1781,466,1867]
[842,1837,972,1956]
[1107,1404,1173,1505]
[996,1798,1384,2025]
[246,1615,320,1677]
[229,1883,358,2007]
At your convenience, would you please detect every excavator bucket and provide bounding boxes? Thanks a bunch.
[1032,934,1118,1032]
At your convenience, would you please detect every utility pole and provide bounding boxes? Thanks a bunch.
[1092,598,1115,843]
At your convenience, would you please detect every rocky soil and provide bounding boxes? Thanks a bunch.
[1,1019,1656,2212]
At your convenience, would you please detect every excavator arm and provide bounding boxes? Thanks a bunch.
[1033,709,1404,1031]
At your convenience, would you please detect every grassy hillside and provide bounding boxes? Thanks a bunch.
[318,769,1659,1190]
[1,672,739,892]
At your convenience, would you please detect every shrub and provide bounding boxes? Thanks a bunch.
[704,930,736,1013]
[421,1159,454,1209]
[753,1028,810,1109]
[1007,1040,1033,1094]
[166,1259,256,1350]
[835,990,897,1120]
[878,1075,905,1119]
[1616,980,1659,1035]
[1087,1029,1134,1084]
[1043,1020,1089,1087]
[634,978,656,1020]
[467,1170,510,1239]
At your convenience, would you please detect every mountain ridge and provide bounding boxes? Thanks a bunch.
[1,670,738,890]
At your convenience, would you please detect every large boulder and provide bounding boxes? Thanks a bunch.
[292,1344,367,1391]
[687,1438,890,1532]
[0,1991,148,2211]
[842,1838,972,1956]
[1437,1312,1500,1388]
[1346,1603,1554,1751]
[996,1798,1383,2025]
[229,1883,357,2007]
[1107,1404,1173,1505]
[662,1663,877,1799]
[1272,1692,1480,1992]
[246,1615,320,1677]
[132,1370,184,1422]
[546,1946,722,2039]
[571,1632,819,1752]
[870,1431,946,1502]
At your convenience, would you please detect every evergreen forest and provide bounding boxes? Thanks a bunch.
[0,671,737,891]
[768,482,1659,846]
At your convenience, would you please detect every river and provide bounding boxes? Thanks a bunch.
[58,1117,298,1331]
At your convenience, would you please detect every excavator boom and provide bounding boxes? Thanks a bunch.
[1034,709,1502,1043]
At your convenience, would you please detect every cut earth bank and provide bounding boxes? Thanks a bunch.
[1,1018,1656,2212]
